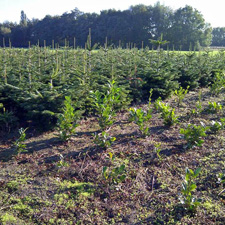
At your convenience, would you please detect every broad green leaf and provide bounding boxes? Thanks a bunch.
[194,168,201,177]
[189,183,197,192]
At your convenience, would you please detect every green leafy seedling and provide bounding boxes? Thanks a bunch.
[179,168,201,212]
[173,85,189,107]
[129,107,151,136]
[57,96,81,141]
[217,173,225,184]
[94,131,116,149]
[154,142,162,161]
[191,90,203,116]
[154,98,178,126]
[207,101,222,114]
[56,154,69,168]
[209,119,225,134]
[129,89,153,136]
[14,127,28,154]
[102,152,126,185]
[180,123,209,149]
[210,72,225,96]
[91,80,123,131]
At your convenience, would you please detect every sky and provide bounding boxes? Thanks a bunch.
[0,0,225,27]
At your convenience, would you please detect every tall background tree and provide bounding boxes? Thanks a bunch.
[167,5,212,50]
[10,11,29,47]
[0,4,213,49]
[211,27,225,46]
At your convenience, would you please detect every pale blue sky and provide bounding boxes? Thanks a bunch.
[0,0,225,27]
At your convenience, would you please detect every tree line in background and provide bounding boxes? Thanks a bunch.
[0,2,223,50]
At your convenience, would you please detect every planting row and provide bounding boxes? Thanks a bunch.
[1,47,225,131]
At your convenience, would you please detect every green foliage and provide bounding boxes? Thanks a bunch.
[173,85,189,107]
[179,168,201,212]
[13,200,34,216]
[178,53,201,89]
[180,123,209,148]
[149,34,169,50]
[154,98,178,126]
[162,108,178,127]
[154,142,162,161]
[129,107,151,136]
[1,47,225,133]
[0,3,211,50]
[57,180,94,198]
[102,152,126,185]
[129,89,152,136]
[154,97,162,111]
[0,105,17,132]
[217,172,225,184]
[92,91,114,130]
[207,101,223,114]
[56,154,69,168]
[212,28,225,46]
[94,131,116,149]
[129,91,152,135]
[91,80,122,131]
[0,213,17,225]
[57,96,81,141]
[209,119,225,134]
[140,52,180,99]
[14,127,28,154]
[6,180,19,193]
[191,90,203,116]
[210,72,225,96]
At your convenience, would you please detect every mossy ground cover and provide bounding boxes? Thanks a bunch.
[0,88,225,224]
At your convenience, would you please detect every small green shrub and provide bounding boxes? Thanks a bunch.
[162,108,179,126]
[190,90,203,116]
[209,119,225,134]
[207,101,223,114]
[94,131,116,149]
[14,127,28,154]
[210,72,225,96]
[180,123,209,149]
[179,168,201,212]
[154,97,162,111]
[129,107,151,136]
[13,201,33,216]
[102,152,126,185]
[6,180,19,193]
[191,102,203,116]
[154,98,178,126]
[129,89,153,136]
[56,154,69,168]
[92,91,114,130]
[217,172,225,184]
[57,96,81,141]
[91,80,123,131]
[173,85,189,107]
[154,142,162,161]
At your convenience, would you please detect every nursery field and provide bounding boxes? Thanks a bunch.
[0,47,225,224]
[0,46,225,130]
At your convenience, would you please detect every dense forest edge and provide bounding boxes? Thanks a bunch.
[1,2,225,50]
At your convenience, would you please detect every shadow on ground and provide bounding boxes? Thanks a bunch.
[25,137,61,153]
[0,146,15,162]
